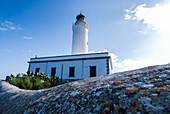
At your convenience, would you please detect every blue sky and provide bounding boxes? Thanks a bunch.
[0,0,170,79]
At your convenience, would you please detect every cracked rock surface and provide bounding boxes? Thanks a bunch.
[0,63,170,113]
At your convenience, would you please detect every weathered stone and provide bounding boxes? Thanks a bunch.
[119,98,131,109]
[138,97,152,105]
[151,93,158,97]
[144,104,155,112]
[167,72,170,76]
[135,82,145,87]
[160,91,169,96]
[1,64,170,114]
[93,105,101,112]
[23,109,34,114]
[141,84,154,89]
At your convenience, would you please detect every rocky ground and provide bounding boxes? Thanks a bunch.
[0,64,170,114]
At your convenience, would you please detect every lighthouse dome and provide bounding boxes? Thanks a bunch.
[76,13,85,21]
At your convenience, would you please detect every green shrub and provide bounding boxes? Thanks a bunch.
[22,76,33,90]
[32,78,44,90]
[16,74,21,78]
[43,80,51,88]
[5,76,11,82]
[10,74,15,79]
[5,72,60,90]
[14,77,24,89]
[50,75,59,86]
[66,80,69,83]
[27,71,34,76]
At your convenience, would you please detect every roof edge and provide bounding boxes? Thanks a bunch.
[30,52,109,60]
[28,56,111,63]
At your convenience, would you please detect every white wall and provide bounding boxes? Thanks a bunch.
[29,58,109,80]
[72,25,88,54]
[29,62,47,74]
[84,59,107,79]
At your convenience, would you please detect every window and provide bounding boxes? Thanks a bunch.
[35,68,40,74]
[69,67,75,77]
[106,59,110,74]
[51,67,56,76]
[90,66,96,77]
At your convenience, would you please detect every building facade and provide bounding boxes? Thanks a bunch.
[28,52,112,80]
[28,13,112,80]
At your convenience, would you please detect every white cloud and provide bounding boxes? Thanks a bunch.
[17,26,22,30]
[109,53,119,63]
[0,27,7,31]
[124,2,170,31]
[1,20,16,30]
[120,2,170,73]
[113,58,168,73]
[114,59,147,72]
[89,49,108,53]
[108,53,159,73]
[23,36,32,39]
[124,13,132,20]
[137,30,146,34]
[129,2,170,54]
[9,26,16,30]
[4,20,13,25]
[0,20,22,30]
[125,9,131,13]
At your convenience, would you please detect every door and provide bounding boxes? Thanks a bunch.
[90,66,96,77]
[51,67,56,76]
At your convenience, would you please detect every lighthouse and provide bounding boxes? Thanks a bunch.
[28,13,112,81]
[72,13,89,54]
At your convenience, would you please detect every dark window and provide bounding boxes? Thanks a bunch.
[35,68,40,74]
[90,66,96,77]
[69,67,75,77]
[106,59,109,64]
[51,67,56,76]
[107,69,110,74]
[106,59,110,74]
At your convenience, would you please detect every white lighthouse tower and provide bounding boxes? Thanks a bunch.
[72,13,89,54]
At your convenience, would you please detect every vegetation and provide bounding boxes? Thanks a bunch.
[5,71,60,90]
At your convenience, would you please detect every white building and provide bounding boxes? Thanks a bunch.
[28,13,112,80]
